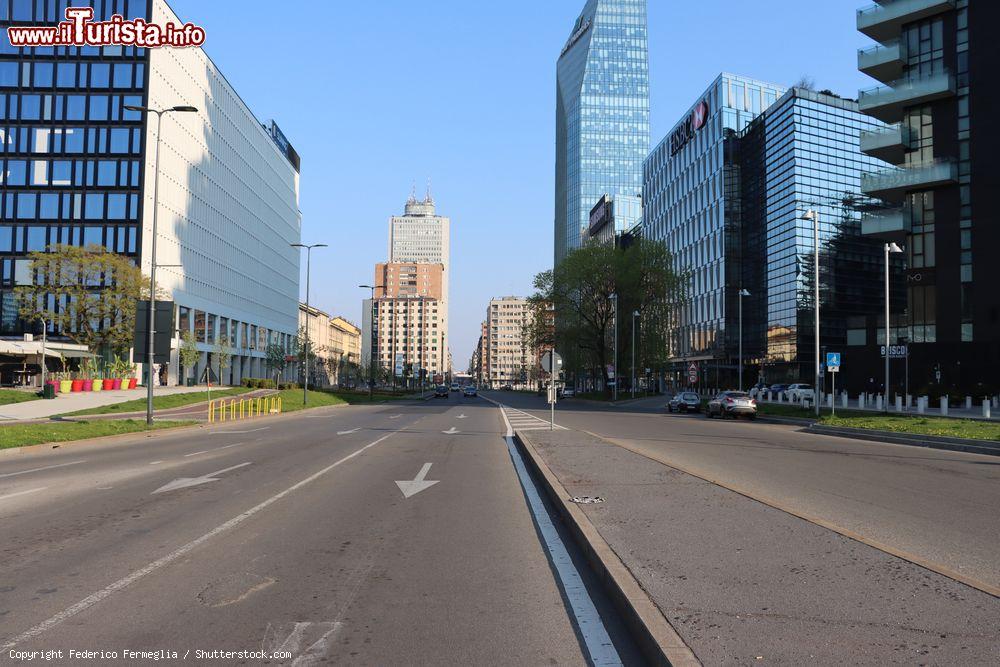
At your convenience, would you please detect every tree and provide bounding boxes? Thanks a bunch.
[265,343,287,387]
[530,238,685,394]
[179,331,200,384]
[214,335,232,386]
[16,244,161,354]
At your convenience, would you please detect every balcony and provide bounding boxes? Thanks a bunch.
[858,71,955,123]
[859,123,913,164]
[857,0,956,43]
[858,41,906,84]
[861,159,958,200]
[861,208,909,237]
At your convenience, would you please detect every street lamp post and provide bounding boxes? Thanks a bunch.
[803,210,821,416]
[124,104,199,426]
[631,310,640,399]
[292,243,328,405]
[738,289,750,392]
[884,242,903,413]
[609,294,618,402]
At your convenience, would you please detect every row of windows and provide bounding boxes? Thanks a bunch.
[2,125,142,154]
[0,60,145,90]
[0,0,147,23]
[178,306,293,353]
[0,222,135,257]
[2,190,139,220]
[3,158,140,186]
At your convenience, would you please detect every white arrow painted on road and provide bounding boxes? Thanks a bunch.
[152,462,252,495]
[456,414,468,419]
[389,414,403,419]
[337,428,361,436]
[442,427,459,435]
[395,463,439,499]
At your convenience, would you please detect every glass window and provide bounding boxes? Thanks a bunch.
[88,96,109,121]
[19,95,41,120]
[90,64,110,88]
[56,63,76,88]
[26,226,47,251]
[66,95,86,121]
[206,314,217,344]
[113,64,132,88]
[97,160,117,186]
[34,63,53,88]
[12,0,32,21]
[110,128,130,154]
[82,226,102,246]
[0,62,18,87]
[5,160,27,185]
[16,194,36,219]
[178,306,191,333]
[84,193,104,219]
[195,310,206,343]
[107,193,126,219]
[39,193,58,218]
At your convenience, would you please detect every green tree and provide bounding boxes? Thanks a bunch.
[179,331,200,384]
[214,335,232,386]
[265,343,287,387]
[16,244,161,354]
[530,238,685,393]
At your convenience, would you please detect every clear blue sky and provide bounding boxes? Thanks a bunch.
[168,0,874,368]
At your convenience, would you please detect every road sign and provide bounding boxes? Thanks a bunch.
[540,351,563,374]
[687,361,699,384]
[826,352,841,373]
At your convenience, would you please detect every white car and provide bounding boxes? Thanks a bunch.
[561,388,575,398]
[785,384,815,403]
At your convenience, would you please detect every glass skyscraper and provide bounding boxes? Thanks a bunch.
[554,0,649,266]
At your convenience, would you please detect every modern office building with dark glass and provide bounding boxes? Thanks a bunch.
[0,0,301,386]
[736,88,902,393]
[855,0,1000,397]
[554,0,649,266]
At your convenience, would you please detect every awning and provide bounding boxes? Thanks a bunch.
[45,344,96,359]
[0,340,77,359]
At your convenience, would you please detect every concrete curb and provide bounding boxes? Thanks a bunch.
[806,424,1000,457]
[515,430,701,667]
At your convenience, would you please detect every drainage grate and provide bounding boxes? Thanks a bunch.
[570,496,605,504]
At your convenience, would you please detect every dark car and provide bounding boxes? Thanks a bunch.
[667,392,701,413]
[502,384,513,391]
[434,385,449,398]
[706,391,758,419]
[768,383,789,396]
[463,386,478,397]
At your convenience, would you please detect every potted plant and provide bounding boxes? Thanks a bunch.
[80,358,95,392]
[127,367,138,390]
[91,366,103,392]
[110,356,130,390]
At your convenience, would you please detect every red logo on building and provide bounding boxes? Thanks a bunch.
[692,101,709,131]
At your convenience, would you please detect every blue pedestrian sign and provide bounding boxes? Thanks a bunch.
[826,352,841,372]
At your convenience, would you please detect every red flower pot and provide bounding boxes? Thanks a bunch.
[82,379,93,392]
[112,379,123,390]
[128,378,138,389]
[71,379,84,392]
[103,379,115,391]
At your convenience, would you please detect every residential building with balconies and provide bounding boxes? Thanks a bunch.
[855,0,999,395]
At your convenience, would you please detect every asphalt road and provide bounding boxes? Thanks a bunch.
[490,391,1000,593]
[0,395,640,665]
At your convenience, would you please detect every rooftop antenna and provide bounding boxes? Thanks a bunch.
[408,181,417,204]
[425,177,434,203]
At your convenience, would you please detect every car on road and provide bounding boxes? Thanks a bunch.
[434,385,449,398]
[785,384,815,403]
[502,384,513,391]
[463,386,478,397]
[706,391,758,419]
[768,383,790,397]
[450,382,461,392]
[560,387,575,398]
[667,392,702,413]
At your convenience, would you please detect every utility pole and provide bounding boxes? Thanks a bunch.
[292,243,328,405]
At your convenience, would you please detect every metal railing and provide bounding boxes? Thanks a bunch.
[208,395,283,423]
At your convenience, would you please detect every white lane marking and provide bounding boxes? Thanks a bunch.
[152,462,252,495]
[498,407,622,666]
[183,442,245,458]
[395,463,439,499]
[336,428,360,436]
[0,487,47,502]
[2,430,401,650]
[149,461,164,465]
[442,427,459,435]
[389,414,403,419]
[0,460,86,479]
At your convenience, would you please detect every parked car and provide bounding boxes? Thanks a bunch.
[463,386,478,397]
[768,383,790,396]
[785,384,815,403]
[667,392,702,413]
[434,385,449,398]
[706,391,758,419]
[561,387,575,398]
[502,384,513,391]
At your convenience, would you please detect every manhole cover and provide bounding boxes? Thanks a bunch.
[570,496,605,504]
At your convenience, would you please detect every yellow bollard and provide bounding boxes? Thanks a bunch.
[208,400,213,423]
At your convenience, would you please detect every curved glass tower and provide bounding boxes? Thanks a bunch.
[554,0,649,266]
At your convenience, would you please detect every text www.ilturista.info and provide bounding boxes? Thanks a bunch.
[7,7,205,49]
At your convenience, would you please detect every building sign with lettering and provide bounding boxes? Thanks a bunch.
[669,100,710,155]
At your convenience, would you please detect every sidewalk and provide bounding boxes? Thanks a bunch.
[516,428,1000,665]
[0,385,209,422]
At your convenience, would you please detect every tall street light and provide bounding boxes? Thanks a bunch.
[631,310,640,399]
[359,284,383,399]
[738,289,750,391]
[124,104,199,426]
[884,242,904,413]
[803,210,821,416]
[609,293,618,402]
[292,243,328,405]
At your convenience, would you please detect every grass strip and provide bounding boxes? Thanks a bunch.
[0,389,42,406]
[757,403,1000,441]
[62,387,252,416]
[0,419,197,450]
[274,389,349,413]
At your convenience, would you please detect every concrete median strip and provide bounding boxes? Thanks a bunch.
[515,429,701,667]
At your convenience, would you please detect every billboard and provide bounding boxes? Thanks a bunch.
[588,194,612,238]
